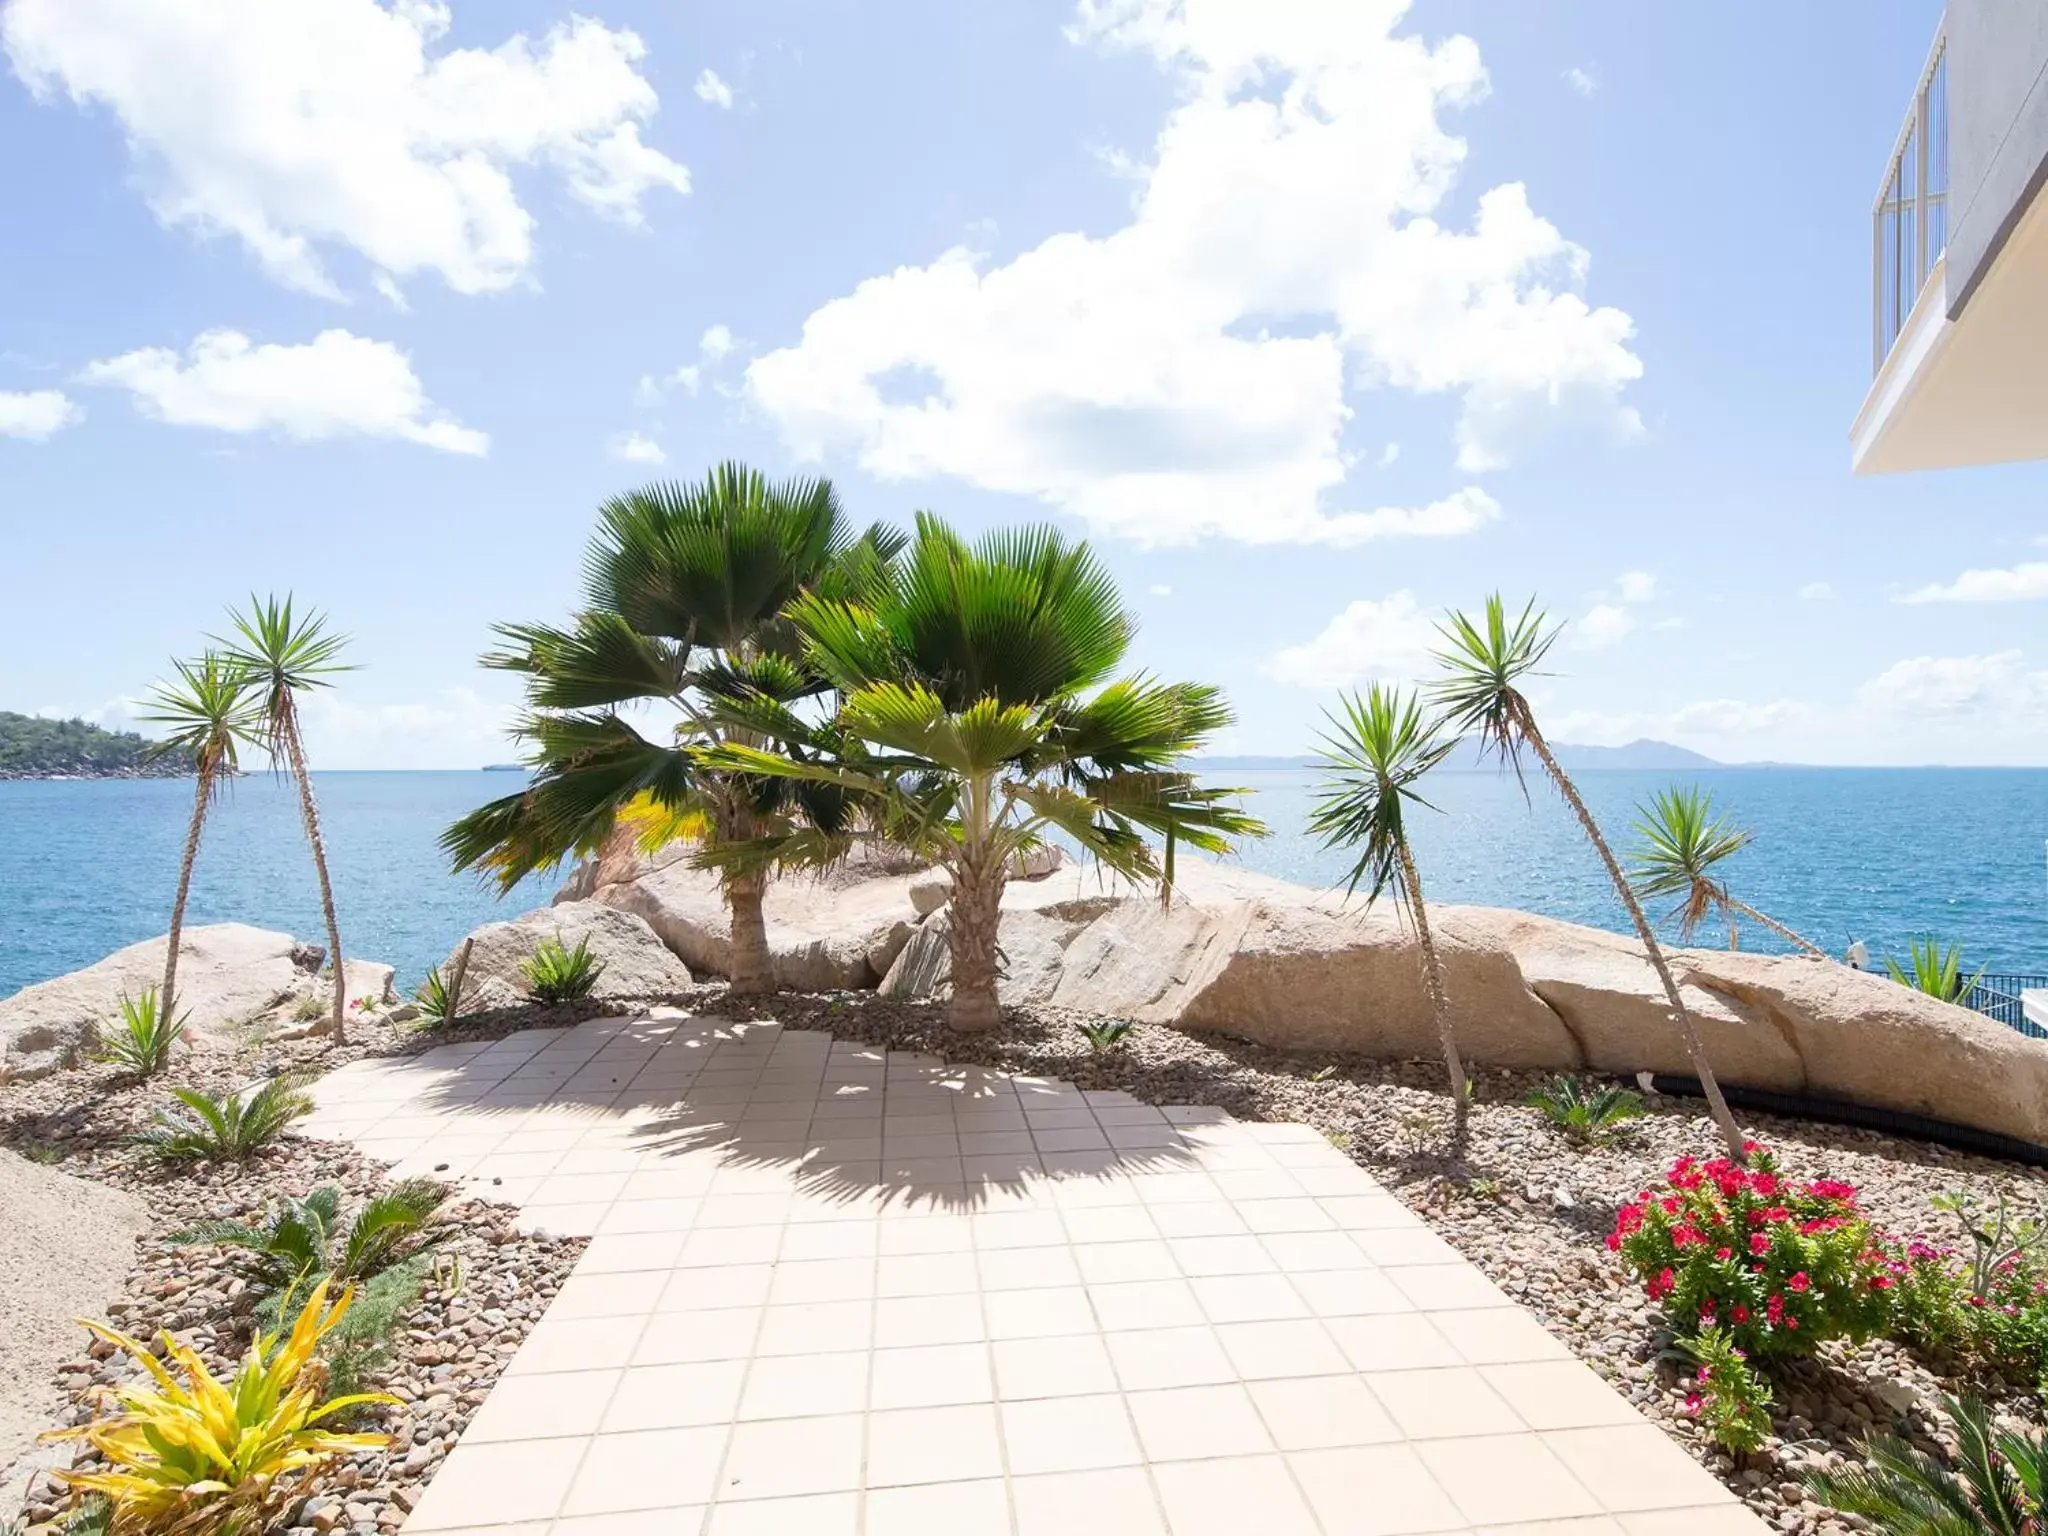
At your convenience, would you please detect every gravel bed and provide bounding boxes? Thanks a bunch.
[0,1024,582,1535]
[751,988,2048,1536]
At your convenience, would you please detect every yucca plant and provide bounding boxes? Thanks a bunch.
[1309,682,1468,1137]
[219,596,354,1043]
[1433,595,1746,1162]
[521,934,605,1003]
[138,651,263,1031]
[135,1074,315,1162]
[1886,938,1985,1005]
[1523,1074,1647,1145]
[1077,1019,1135,1055]
[90,988,188,1078]
[44,1278,392,1536]
[1628,786,1825,955]
[1808,1394,2046,1533]
[168,1181,451,1309]
[413,966,455,1025]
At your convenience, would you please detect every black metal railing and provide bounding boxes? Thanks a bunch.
[1962,974,2048,1038]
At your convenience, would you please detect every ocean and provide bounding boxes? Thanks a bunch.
[1,766,2044,1002]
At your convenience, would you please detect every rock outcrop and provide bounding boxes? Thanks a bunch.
[437,901,693,1012]
[0,924,334,1080]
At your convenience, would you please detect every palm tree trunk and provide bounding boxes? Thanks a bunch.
[726,871,774,995]
[1398,842,1467,1142]
[282,709,347,1045]
[159,764,214,1023]
[947,849,1006,1032]
[1728,899,1828,959]
[1521,719,1746,1160]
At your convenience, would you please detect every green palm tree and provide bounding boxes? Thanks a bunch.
[704,513,1264,1032]
[220,596,354,1042]
[137,652,263,1028]
[1628,786,1826,955]
[442,464,898,995]
[1309,683,1468,1136]
[1431,594,1746,1161]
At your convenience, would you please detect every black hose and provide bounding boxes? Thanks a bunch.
[1648,1075,2048,1170]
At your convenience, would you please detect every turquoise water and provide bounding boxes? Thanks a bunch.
[1,767,2044,1001]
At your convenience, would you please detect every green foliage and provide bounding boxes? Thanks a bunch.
[1309,682,1456,904]
[1887,939,1985,1005]
[1808,1394,2048,1534]
[1890,1192,2048,1391]
[521,934,606,1003]
[291,994,327,1023]
[138,652,263,787]
[413,966,456,1025]
[0,711,182,778]
[1611,1148,1894,1360]
[134,1074,315,1162]
[218,593,354,752]
[1675,1326,1774,1456]
[1627,786,1751,942]
[1523,1074,1646,1145]
[167,1180,452,1311]
[1077,1019,1134,1055]
[322,1258,432,1401]
[1427,593,1559,789]
[90,988,187,1078]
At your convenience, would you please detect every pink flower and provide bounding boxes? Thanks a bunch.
[1788,1272,1810,1293]
[1766,1294,1785,1325]
[1749,1233,1771,1257]
[1715,1246,1733,1261]
[1732,1304,1751,1324]
[1684,1393,1704,1415]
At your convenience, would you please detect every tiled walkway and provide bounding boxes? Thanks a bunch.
[305,1011,1767,1536]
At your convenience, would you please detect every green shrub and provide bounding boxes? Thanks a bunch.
[168,1180,451,1307]
[1523,1074,1646,1145]
[90,987,187,1078]
[1890,1191,2048,1391]
[521,934,604,1003]
[413,965,456,1025]
[134,1074,315,1162]
[1610,1146,1893,1360]
[1674,1325,1773,1456]
[1077,1019,1134,1055]
[292,993,327,1023]
[1809,1394,2047,1534]
[1886,938,1983,1004]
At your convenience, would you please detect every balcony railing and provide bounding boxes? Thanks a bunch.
[1961,973,2048,1038]
[1873,26,1949,372]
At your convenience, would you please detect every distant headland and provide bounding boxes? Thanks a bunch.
[0,711,185,781]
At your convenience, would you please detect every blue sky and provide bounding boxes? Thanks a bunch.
[3,0,2042,768]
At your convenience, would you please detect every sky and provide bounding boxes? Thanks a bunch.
[2,0,2043,770]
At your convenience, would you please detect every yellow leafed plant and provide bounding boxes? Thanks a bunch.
[43,1278,393,1536]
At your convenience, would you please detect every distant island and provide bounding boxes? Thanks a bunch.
[481,763,528,773]
[0,711,185,780]
[1200,738,1726,772]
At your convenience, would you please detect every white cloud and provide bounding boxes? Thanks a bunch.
[1900,561,2048,604]
[1615,570,1656,604]
[1549,697,1810,748]
[1799,581,1834,601]
[665,364,702,395]
[1148,583,1172,597]
[1857,651,2048,716]
[1376,441,1400,467]
[1563,66,1597,98]
[699,324,736,363]
[0,388,81,440]
[747,0,1642,547]
[1571,603,1634,650]
[693,68,734,109]
[3,0,689,298]
[79,328,487,454]
[609,431,666,464]
[1268,591,1438,689]
[296,685,518,770]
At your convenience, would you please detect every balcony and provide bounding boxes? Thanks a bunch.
[1872,31,1948,373]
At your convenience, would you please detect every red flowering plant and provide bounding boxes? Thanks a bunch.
[1888,1191,2048,1392]
[1610,1144,1894,1359]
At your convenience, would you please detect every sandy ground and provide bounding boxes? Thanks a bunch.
[0,1148,147,1490]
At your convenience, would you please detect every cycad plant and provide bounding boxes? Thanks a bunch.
[1431,594,1746,1161]
[138,650,263,1030]
[1628,786,1826,955]
[1309,683,1468,1136]
[1523,1074,1647,1145]
[168,1180,450,1317]
[705,513,1263,1032]
[135,1074,315,1162]
[442,465,898,995]
[1808,1394,2046,1534]
[1887,938,1984,1005]
[221,597,353,1042]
